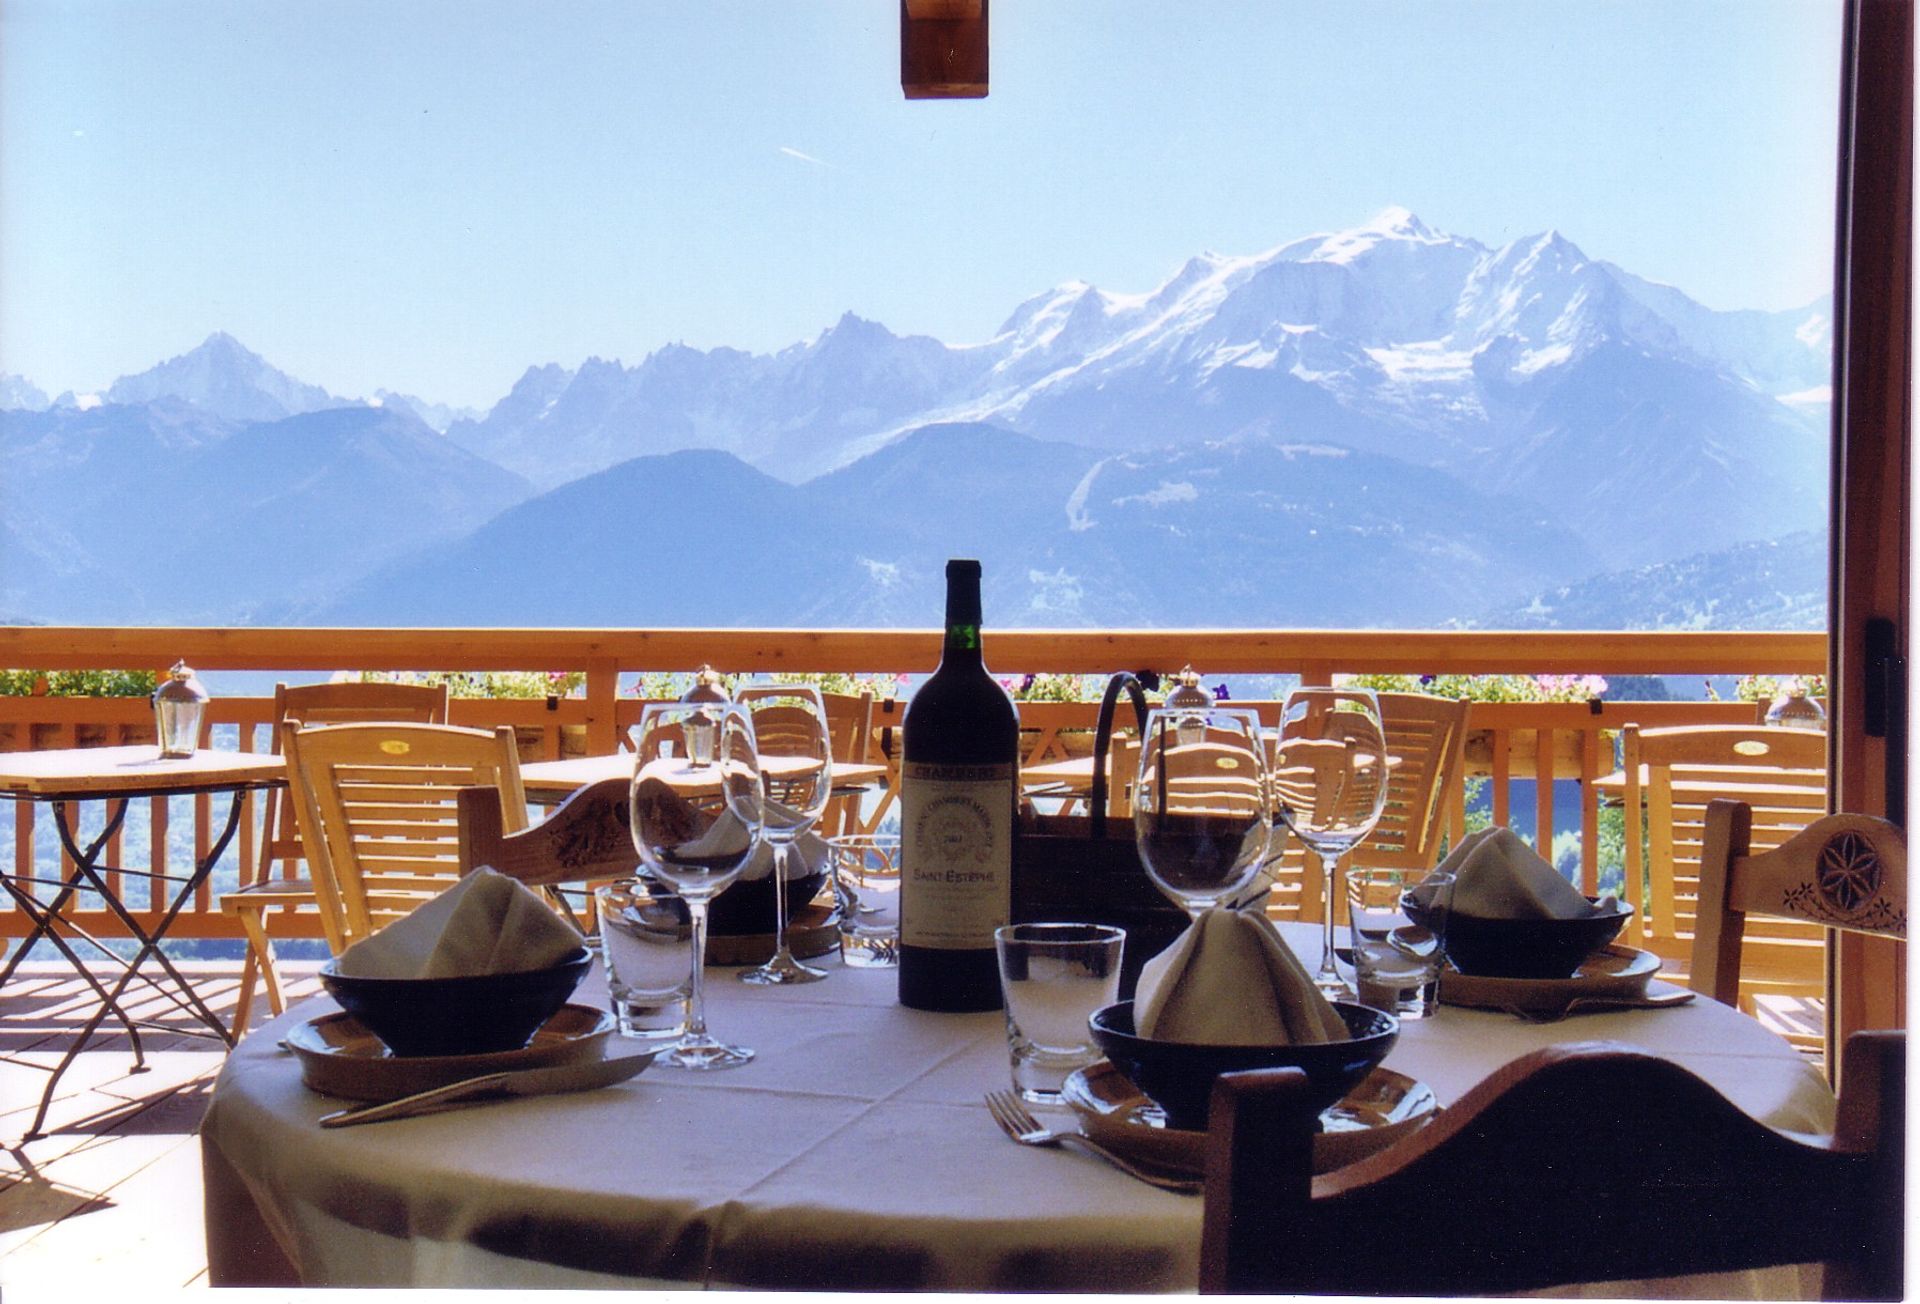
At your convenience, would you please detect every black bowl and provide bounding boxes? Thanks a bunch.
[705,869,829,936]
[1425,898,1634,979]
[320,948,592,1057]
[1088,1000,1398,1131]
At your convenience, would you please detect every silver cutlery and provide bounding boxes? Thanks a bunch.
[1503,988,1696,1023]
[983,1090,1202,1194]
[319,1052,655,1128]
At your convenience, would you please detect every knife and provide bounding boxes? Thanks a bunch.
[318,1052,655,1128]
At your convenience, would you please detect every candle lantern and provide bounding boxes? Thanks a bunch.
[153,660,209,759]
[1764,682,1826,732]
[1166,665,1213,747]
[680,665,731,767]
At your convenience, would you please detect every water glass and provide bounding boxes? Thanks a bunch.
[828,833,901,967]
[1345,868,1451,1019]
[993,923,1126,1103]
[595,878,692,1046]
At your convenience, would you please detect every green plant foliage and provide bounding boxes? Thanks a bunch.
[0,668,159,697]
[351,669,584,698]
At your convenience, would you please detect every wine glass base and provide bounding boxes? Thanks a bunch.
[661,1038,755,1071]
[739,954,829,985]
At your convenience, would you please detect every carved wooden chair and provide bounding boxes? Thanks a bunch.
[1693,800,1905,1008]
[1200,1034,1905,1298]
[219,681,449,1036]
[286,721,531,949]
[1620,724,1828,1047]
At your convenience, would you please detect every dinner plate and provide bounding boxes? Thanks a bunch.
[1061,1060,1440,1178]
[288,1003,616,1102]
[1437,944,1662,1013]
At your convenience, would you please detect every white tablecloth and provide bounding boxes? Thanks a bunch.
[201,923,1835,1292]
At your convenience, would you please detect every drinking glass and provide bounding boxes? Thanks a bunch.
[994,923,1126,1102]
[1271,688,1390,998]
[594,877,691,1045]
[629,702,761,1069]
[1132,707,1272,917]
[827,833,901,967]
[1345,868,1451,1018]
[734,684,834,985]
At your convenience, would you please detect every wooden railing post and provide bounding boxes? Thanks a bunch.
[584,660,620,756]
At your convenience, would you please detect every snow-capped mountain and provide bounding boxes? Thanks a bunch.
[0,374,49,412]
[103,332,351,424]
[372,389,483,434]
[443,208,1827,568]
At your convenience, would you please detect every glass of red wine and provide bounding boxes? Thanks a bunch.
[1132,706,1272,918]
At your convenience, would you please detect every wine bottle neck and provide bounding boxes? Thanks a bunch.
[943,573,984,666]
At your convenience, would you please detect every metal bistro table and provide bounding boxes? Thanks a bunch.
[0,745,284,1139]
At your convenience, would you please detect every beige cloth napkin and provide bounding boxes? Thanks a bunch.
[334,867,584,978]
[1133,909,1349,1046]
[1438,826,1617,919]
[632,775,824,883]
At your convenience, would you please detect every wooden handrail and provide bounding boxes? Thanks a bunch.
[0,626,1825,675]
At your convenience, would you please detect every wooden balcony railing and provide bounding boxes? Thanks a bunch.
[0,627,1825,942]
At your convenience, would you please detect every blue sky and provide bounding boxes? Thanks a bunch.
[1,0,1842,409]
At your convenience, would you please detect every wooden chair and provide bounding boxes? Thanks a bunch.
[219,681,449,1036]
[1620,724,1828,1046]
[1694,800,1905,1009]
[1277,692,1470,922]
[817,690,874,837]
[1200,1033,1905,1298]
[286,721,530,948]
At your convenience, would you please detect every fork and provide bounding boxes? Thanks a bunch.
[983,1090,1202,1194]
[1504,989,1696,1023]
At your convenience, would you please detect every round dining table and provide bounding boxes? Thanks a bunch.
[201,922,1835,1293]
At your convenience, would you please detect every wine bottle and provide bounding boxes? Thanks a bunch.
[898,558,1020,1012]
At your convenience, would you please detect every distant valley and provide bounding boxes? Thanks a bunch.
[0,209,1828,630]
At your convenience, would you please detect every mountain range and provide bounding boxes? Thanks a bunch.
[0,208,1830,629]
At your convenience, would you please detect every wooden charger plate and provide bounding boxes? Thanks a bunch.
[705,902,839,966]
[1062,1060,1439,1179]
[288,1003,616,1102]
[1437,944,1663,1013]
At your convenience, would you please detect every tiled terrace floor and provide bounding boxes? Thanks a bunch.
[0,955,1824,1296]
[0,957,324,1296]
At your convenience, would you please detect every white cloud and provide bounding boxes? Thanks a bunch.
[779,146,827,167]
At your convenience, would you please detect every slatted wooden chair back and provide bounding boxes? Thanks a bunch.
[1694,800,1905,1008]
[1620,725,1828,1027]
[287,721,528,947]
[814,691,874,837]
[1276,693,1469,922]
[256,681,452,880]
[1200,1033,1905,1298]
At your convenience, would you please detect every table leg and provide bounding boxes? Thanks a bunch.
[53,794,245,1045]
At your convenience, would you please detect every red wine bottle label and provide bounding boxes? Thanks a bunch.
[900,761,1014,950]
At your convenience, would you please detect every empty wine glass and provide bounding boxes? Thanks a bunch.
[1271,687,1390,998]
[629,702,762,1070]
[1132,706,1272,918]
[735,684,833,986]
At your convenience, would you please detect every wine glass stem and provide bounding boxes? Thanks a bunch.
[1318,850,1342,984]
[769,840,792,962]
[686,897,712,1041]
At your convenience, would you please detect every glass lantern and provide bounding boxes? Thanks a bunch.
[1764,681,1826,732]
[679,665,731,767]
[153,659,209,758]
[1166,664,1213,747]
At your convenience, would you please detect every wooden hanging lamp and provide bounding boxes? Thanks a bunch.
[901,0,987,99]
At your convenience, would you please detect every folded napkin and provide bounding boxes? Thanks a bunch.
[1134,909,1349,1046]
[632,776,824,883]
[1435,826,1617,919]
[334,867,584,979]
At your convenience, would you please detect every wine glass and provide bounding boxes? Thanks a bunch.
[1271,688,1390,998]
[629,702,762,1069]
[734,684,834,986]
[1132,707,1272,918]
